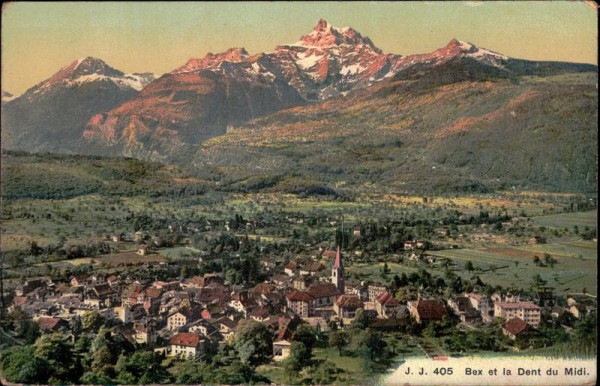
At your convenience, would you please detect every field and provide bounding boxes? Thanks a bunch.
[30,251,168,271]
[426,243,596,295]
[531,210,597,229]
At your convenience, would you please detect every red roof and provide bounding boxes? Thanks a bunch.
[307,283,341,299]
[414,299,448,321]
[287,291,314,302]
[253,283,276,295]
[37,317,63,330]
[377,291,400,307]
[169,333,200,347]
[322,250,337,259]
[503,317,532,335]
[144,287,162,299]
[335,294,364,308]
[497,302,540,310]
[249,306,270,318]
[285,262,297,270]
[13,296,28,306]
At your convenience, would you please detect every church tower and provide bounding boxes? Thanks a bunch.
[331,246,345,293]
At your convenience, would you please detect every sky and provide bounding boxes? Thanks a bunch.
[1,1,597,95]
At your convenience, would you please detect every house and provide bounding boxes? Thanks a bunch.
[93,284,119,307]
[569,304,586,319]
[134,231,146,242]
[153,281,180,291]
[466,293,491,314]
[408,299,448,324]
[502,317,533,340]
[133,322,157,345]
[286,284,341,318]
[188,319,218,337]
[292,277,309,290]
[167,306,203,330]
[37,317,67,332]
[448,296,481,323]
[163,333,204,358]
[284,262,298,276]
[107,275,119,288]
[375,291,403,318]
[494,302,541,327]
[137,244,149,256]
[368,285,387,302]
[404,240,416,251]
[183,274,224,289]
[111,233,124,242]
[334,294,364,319]
[345,281,368,300]
[300,262,325,276]
[270,274,293,288]
[15,279,45,296]
[215,317,237,340]
[259,258,276,271]
[286,291,314,318]
[201,304,226,320]
[70,276,87,287]
[229,291,257,315]
[249,306,270,322]
[253,283,277,297]
[307,283,342,308]
[273,340,292,361]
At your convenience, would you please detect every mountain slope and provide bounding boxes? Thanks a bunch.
[80,20,402,160]
[82,20,596,163]
[82,49,306,163]
[1,57,156,153]
[193,71,598,193]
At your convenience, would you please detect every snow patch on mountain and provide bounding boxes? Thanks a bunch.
[340,63,366,76]
[71,73,156,91]
[296,53,324,70]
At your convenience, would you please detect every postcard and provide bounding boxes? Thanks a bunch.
[0,2,596,385]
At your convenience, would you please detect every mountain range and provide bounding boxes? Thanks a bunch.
[1,19,597,193]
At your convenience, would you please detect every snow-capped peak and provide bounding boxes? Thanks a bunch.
[434,39,508,64]
[25,57,156,97]
[291,19,381,53]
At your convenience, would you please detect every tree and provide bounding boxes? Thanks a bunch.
[1,346,49,384]
[350,308,370,330]
[33,333,80,382]
[285,341,310,378]
[465,261,474,273]
[382,262,390,275]
[82,311,104,332]
[233,319,273,366]
[532,274,547,287]
[328,330,348,356]
[172,360,209,384]
[293,324,317,359]
[309,360,338,384]
[114,351,170,384]
[351,328,386,362]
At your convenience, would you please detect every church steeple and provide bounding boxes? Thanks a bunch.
[332,246,345,293]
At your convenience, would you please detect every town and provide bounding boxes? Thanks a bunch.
[0,191,596,384]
